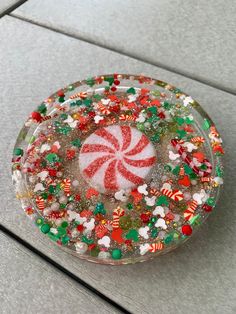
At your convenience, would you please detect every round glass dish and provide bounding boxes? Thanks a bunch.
[12,74,224,265]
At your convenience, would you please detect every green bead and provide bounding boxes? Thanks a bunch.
[164,234,173,244]
[151,228,158,238]
[14,147,23,156]
[61,221,69,228]
[35,218,44,226]
[60,203,66,209]
[41,224,50,234]
[61,235,70,245]
[148,222,153,228]
[151,217,157,223]
[111,249,122,260]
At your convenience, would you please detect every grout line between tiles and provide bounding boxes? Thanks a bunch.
[8,13,236,96]
[0,224,131,314]
[0,0,28,18]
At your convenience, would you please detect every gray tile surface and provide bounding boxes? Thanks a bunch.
[0,0,21,15]
[12,0,236,93]
[0,15,236,314]
[0,231,118,314]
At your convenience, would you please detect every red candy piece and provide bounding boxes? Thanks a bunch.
[140,212,151,223]
[111,228,124,244]
[182,225,192,236]
[202,204,213,212]
[178,175,191,187]
[31,111,42,122]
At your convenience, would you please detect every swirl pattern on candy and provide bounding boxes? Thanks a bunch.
[79,125,156,192]
[12,74,224,265]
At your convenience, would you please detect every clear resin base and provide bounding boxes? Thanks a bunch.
[12,74,224,265]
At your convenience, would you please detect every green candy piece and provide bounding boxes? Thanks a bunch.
[156,195,169,206]
[86,78,95,87]
[57,226,67,236]
[164,164,172,172]
[14,147,23,156]
[104,77,114,86]
[75,99,83,106]
[58,96,65,103]
[183,164,193,174]
[203,118,211,130]
[41,224,50,234]
[189,214,201,225]
[46,153,59,164]
[147,106,157,114]
[83,98,92,107]
[207,197,216,206]
[151,90,161,97]
[67,85,74,91]
[189,173,197,179]
[111,249,122,260]
[93,94,103,100]
[126,87,136,94]
[151,133,160,143]
[47,232,60,242]
[176,129,187,139]
[37,103,47,115]
[82,235,94,244]
[185,117,194,124]
[163,101,171,110]
[172,165,180,176]
[175,117,185,126]
[136,123,145,131]
[71,138,81,148]
[125,229,139,242]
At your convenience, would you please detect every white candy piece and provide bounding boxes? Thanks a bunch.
[136,112,146,123]
[64,115,77,128]
[155,218,167,230]
[114,189,127,202]
[182,96,194,107]
[101,98,110,105]
[34,183,45,192]
[98,236,111,248]
[145,196,156,206]
[169,150,180,161]
[94,115,104,124]
[67,210,87,224]
[140,243,150,255]
[83,218,95,232]
[137,183,148,195]
[153,206,165,218]
[37,170,49,181]
[75,242,88,254]
[138,226,150,239]
[98,251,111,259]
[40,144,50,153]
[183,142,197,152]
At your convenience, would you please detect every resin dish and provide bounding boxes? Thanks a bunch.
[12,74,224,265]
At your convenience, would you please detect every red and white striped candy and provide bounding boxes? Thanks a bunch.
[79,125,156,192]
[191,136,205,144]
[149,242,164,252]
[161,188,184,202]
[112,206,125,229]
[63,178,71,195]
[184,200,198,220]
[35,196,45,210]
[171,139,212,177]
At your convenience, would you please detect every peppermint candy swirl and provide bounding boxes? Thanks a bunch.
[79,125,156,192]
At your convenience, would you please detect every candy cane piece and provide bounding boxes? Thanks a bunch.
[184,200,198,220]
[63,178,71,195]
[36,196,45,210]
[149,242,164,252]
[112,206,125,229]
[171,139,212,177]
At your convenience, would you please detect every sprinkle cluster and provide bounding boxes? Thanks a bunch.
[12,74,224,264]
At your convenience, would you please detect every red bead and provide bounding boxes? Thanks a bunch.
[182,224,192,236]
[31,111,42,122]
[114,80,120,85]
[76,224,84,232]
[202,204,213,212]
[75,194,81,201]
[57,90,65,97]
[48,169,57,176]
[111,86,117,92]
